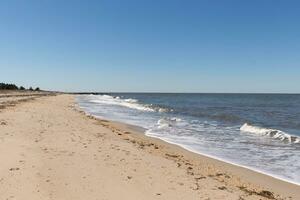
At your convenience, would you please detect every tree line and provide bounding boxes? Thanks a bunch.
[0,83,40,91]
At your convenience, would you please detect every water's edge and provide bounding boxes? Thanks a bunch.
[78,104,300,187]
[145,132,300,187]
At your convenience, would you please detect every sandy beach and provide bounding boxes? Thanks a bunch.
[0,93,299,200]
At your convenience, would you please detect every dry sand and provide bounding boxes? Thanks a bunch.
[0,94,299,200]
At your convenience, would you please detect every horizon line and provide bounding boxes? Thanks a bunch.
[66,91,300,95]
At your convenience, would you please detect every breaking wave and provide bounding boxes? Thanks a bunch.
[157,117,183,129]
[240,123,300,144]
[89,95,169,112]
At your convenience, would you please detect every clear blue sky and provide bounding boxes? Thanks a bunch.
[0,0,299,93]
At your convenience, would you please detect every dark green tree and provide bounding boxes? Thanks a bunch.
[0,83,18,90]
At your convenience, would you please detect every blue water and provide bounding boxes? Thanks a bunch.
[77,93,300,184]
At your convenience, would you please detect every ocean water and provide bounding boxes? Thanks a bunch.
[76,93,300,185]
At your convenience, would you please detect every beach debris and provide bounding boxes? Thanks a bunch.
[258,190,275,199]
[192,183,200,190]
[195,176,206,180]
[186,166,195,175]
[9,167,20,171]
[218,186,227,190]
[137,141,145,149]
[238,186,275,199]
[130,140,136,144]
[0,120,7,125]
[165,153,179,158]
[215,173,231,179]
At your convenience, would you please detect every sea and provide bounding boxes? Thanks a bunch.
[76,93,300,185]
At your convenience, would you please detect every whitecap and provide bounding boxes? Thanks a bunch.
[240,123,300,144]
[90,95,155,112]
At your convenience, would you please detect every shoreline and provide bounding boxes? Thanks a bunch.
[1,94,299,199]
[76,93,300,187]
[76,103,300,188]
[145,132,300,187]
[84,113,300,187]
[86,116,300,199]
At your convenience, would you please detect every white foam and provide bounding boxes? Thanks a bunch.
[90,95,155,112]
[158,108,173,112]
[144,129,300,186]
[124,98,138,103]
[156,117,183,129]
[240,123,300,144]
